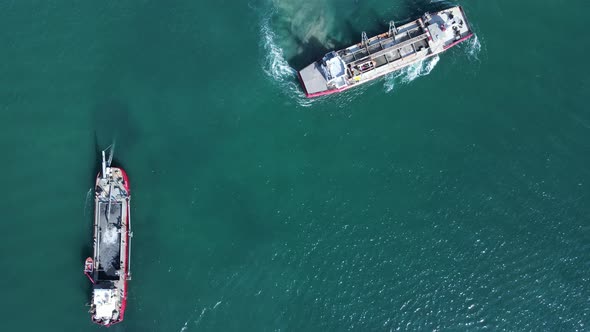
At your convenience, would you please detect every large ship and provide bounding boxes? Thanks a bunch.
[84,148,132,326]
[298,6,473,98]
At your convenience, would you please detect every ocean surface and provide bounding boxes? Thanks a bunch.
[0,0,589,331]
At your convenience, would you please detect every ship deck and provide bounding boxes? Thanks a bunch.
[338,24,427,66]
[97,201,122,280]
[298,63,329,95]
[93,167,130,283]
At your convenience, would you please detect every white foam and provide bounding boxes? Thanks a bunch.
[384,56,440,93]
[404,55,440,83]
[180,321,189,332]
[102,226,119,245]
[84,188,92,216]
[260,20,296,82]
[180,299,224,330]
[259,15,313,107]
[193,308,207,326]
[466,35,482,62]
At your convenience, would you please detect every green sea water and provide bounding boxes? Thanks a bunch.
[0,0,589,331]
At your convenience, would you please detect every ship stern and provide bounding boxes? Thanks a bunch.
[298,62,331,97]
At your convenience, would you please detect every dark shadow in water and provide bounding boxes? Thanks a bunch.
[109,155,128,176]
[344,18,389,44]
[287,19,389,71]
[288,36,330,70]
[90,99,136,185]
[80,244,93,262]
[343,20,362,45]
[286,0,447,70]
[367,8,390,31]
[92,99,138,155]
[404,0,451,16]
[90,131,128,178]
[91,131,102,177]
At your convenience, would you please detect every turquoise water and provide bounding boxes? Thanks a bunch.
[0,0,589,331]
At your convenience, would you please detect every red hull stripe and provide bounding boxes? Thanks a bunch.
[119,168,130,324]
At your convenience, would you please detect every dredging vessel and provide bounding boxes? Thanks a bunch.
[84,148,132,326]
[298,6,473,98]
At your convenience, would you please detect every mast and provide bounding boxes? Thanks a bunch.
[389,20,397,37]
[101,151,107,179]
[103,148,113,220]
[106,183,113,221]
[361,31,369,50]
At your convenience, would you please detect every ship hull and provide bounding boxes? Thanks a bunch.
[298,6,474,98]
[87,166,131,326]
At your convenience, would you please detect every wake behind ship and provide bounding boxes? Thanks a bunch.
[298,6,474,98]
[84,149,132,326]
